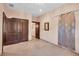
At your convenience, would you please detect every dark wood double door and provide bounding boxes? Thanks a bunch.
[3,14,28,45]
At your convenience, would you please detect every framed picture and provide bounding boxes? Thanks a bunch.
[44,22,49,31]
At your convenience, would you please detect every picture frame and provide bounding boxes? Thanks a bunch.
[44,22,49,31]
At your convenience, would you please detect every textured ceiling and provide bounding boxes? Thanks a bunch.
[8,3,64,16]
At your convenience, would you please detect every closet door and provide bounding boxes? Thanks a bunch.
[22,20,28,41]
[17,19,28,42]
[3,13,29,45]
[64,12,75,50]
[58,12,75,50]
[4,18,18,45]
[58,15,65,46]
[17,19,23,42]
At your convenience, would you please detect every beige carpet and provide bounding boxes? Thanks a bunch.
[3,38,78,56]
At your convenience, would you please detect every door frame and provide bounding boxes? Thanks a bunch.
[32,21,40,39]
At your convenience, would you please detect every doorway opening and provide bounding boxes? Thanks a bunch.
[32,21,40,39]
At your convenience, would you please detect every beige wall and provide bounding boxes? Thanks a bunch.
[0,4,4,55]
[40,14,58,45]
[39,4,79,53]
[74,11,79,53]
[32,17,40,22]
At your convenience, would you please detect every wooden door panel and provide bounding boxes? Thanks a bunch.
[4,18,18,45]
[22,20,28,41]
[17,19,23,42]
[3,13,29,45]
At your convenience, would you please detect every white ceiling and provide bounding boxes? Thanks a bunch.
[8,3,64,16]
